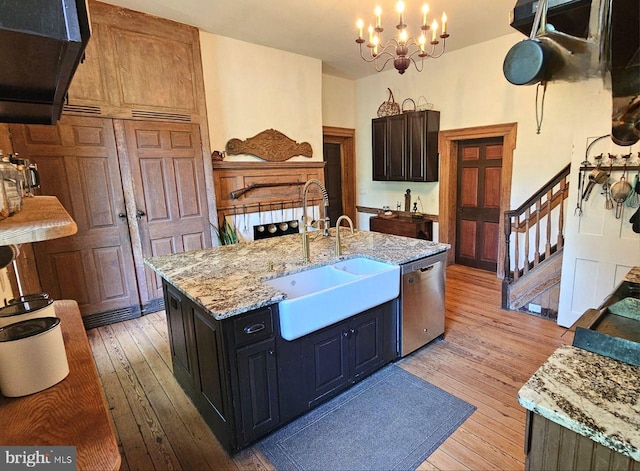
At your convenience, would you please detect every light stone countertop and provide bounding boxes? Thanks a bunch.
[624,266,640,284]
[518,345,640,461]
[145,229,449,320]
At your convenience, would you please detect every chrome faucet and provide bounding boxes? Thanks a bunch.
[334,215,354,256]
[301,179,330,264]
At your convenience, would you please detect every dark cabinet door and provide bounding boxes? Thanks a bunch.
[236,338,280,444]
[372,118,388,181]
[306,322,350,407]
[350,306,386,381]
[192,307,232,451]
[387,114,406,181]
[372,111,440,182]
[164,283,198,397]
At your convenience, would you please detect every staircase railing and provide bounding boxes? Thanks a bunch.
[503,163,571,284]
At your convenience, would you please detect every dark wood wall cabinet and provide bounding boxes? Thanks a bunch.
[372,110,440,182]
[162,280,398,454]
[370,215,433,240]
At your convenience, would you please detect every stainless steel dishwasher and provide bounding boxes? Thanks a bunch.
[399,251,446,357]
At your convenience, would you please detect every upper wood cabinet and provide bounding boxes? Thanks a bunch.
[66,1,208,123]
[372,110,440,182]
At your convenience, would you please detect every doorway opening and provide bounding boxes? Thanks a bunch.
[322,126,356,226]
[438,123,517,279]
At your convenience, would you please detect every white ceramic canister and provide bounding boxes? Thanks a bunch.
[0,317,69,397]
[0,298,55,328]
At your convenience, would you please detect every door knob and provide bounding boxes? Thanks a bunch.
[118,212,127,219]
[136,209,146,219]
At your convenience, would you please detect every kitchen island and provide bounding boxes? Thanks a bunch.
[146,229,449,453]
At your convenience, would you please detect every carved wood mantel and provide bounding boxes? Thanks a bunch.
[225,129,313,162]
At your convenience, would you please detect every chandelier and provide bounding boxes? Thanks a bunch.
[355,1,449,74]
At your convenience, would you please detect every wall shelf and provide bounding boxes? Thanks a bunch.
[0,196,77,246]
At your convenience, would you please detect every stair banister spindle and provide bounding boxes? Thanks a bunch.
[514,214,520,281]
[504,212,513,281]
[558,177,566,249]
[545,189,553,258]
[534,200,541,267]
[524,208,530,274]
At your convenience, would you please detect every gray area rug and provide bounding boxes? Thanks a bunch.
[258,364,476,471]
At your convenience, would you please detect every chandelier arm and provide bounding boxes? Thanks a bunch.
[428,39,447,59]
[412,56,424,72]
[373,56,395,72]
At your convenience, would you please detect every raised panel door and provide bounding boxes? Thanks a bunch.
[407,111,426,181]
[10,117,140,316]
[372,118,387,181]
[306,322,350,407]
[456,138,503,271]
[236,338,280,444]
[117,120,212,304]
[350,307,385,381]
[387,114,406,181]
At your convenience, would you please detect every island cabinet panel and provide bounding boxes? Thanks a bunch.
[161,280,398,454]
[164,284,199,398]
[279,300,398,419]
[236,338,280,444]
[193,308,234,452]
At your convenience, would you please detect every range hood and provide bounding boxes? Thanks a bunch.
[0,0,91,125]
[510,0,593,38]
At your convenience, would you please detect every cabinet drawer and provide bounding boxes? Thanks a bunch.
[232,307,274,347]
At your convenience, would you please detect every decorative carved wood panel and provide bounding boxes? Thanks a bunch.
[10,117,141,316]
[226,129,313,162]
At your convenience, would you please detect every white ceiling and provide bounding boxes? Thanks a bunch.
[101,0,520,79]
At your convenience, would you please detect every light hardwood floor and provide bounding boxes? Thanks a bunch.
[87,264,573,470]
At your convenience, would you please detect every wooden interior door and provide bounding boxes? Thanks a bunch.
[10,117,141,316]
[323,142,343,226]
[116,120,211,304]
[456,138,503,271]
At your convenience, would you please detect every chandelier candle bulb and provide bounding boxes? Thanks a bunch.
[431,19,438,43]
[441,12,447,35]
[375,5,382,29]
[356,19,364,40]
[368,25,374,45]
[422,4,429,27]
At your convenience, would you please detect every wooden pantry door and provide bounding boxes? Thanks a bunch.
[115,120,212,304]
[455,138,503,272]
[10,117,141,316]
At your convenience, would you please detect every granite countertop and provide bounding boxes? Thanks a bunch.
[145,229,449,320]
[624,266,640,284]
[518,345,640,461]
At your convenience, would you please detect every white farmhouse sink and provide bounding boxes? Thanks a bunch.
[264,257,400,341]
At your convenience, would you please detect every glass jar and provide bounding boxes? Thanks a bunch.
[0,155,23,215]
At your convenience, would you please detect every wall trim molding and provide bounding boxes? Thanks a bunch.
[438,122,517,279]
[323,126,357,226]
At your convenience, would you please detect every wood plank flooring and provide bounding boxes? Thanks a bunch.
[88,264,573,470]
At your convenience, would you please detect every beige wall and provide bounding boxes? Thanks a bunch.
[199,31,323,162]
[322,75,356,129]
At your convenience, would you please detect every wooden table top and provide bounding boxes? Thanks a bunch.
[0,300,121,471]
[0,196,77,246]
